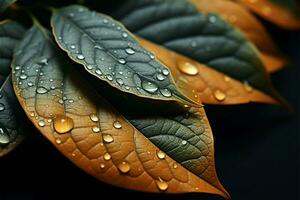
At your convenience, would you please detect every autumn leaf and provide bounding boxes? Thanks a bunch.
[11,23,229,199]
[113,0,286,106]
[237,0,300,30]
[0,20,25,157]
[50,5,198,107]
[189,0,287,73]
[0,0,16,12]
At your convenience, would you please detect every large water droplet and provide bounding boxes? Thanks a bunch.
[53,115,74,134]
[0,103,5,112]
[77,54,85,60]
[113,121,122,129]
[103,152,111,161]
[214,90,226,101]
[95,69,102,75]
[118,58,126,64]
[117,161,131,173]
[106,74,113,81]
[142,81,158,93]
[160,89,172,97]
[125,48,135,55]
[89,114,99,122]
[0,128,9,144]
[156,177,168,191]
[36,87,48,94]
[178,62,199,76]
[157,150,166,159]
[162,69,169,76]
[92,126,100,133]
[103,134,114,143]
[156,73,166,81]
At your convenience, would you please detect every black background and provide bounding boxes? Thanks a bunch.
[0,1,299,200]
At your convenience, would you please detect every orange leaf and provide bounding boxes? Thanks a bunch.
[139,38,281,105]
[237,0,300,30]
[189,0,288,73]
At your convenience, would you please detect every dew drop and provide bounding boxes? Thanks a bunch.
[156,177,168,191]
[27,82,34,87]
[103,134,114,143]
[116,78,124,86]
[36,87,48,94]
[103,19,108,24]
[178,62,199,76]
[162,69,169,76]
[95,69,102,75]
[15,65,21,70]
[39,58,48,65]
[20,74,27,80]
[30,111,35,117]
[191,41,197,47]
[181,140,187,145]
[124,85,130,90]
[77,54,85,60]
[70,45,76,49]
[55,138,62,144]
[224,76,231,82]
[103,152,111,161]
[0,128,9,144]
[89,114,99,122]
[87,65,93,70]
[125,48,135,55]
[92,126,100,133]
[38,120,46,127]
[118,58,126,64]
[0,103,5,112]
[149,54,155,59]
[106,74,113,81]
[113,121,122,129]
[173,163,178,169]
[117,161,131,173]
[156,73,165,81]
[122,32,128,38]
[209,15,217,23]
[100,163,105,168]
[160,88,172,97]
[214,90,226,101]
[244,81,253,93]
[53,115,74,134]
[156,150,166,159]
[142,81,158,93]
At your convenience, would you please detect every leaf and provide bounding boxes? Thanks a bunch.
[50,5,198,106]
[12,24,229,198]
[189,0,287,73]
[0,0,16,13]
[237,0,300,30]
[114,0,286,106]
[0,20,25,157]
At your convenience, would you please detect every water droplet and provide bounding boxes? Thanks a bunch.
[100,163,105,168]
[173,163,178,169]
[191,41,197,47]
[0,128,9,144]
[125,48,135,55]
[113,121,122,129]
[27,82,34,87]
[118,58,126,64]
[70,45,76,49]
[95,69,102,75]
[20,74,27,80]
[160,89,172,97]
[77,54,85,60]
[122,32,128,38]
[224,76,231,82]
[156,177,168,191]
[106,74,113,81]
[0,103,5,111]
[39,58,48,65]
[117,161,131,173]
[244,81,253,93]
[50,85,56,90]
[94,45,102,50]
[181,140,187,145]
[87,65,93,70]
[53,115,74,134]
[103,152,111,161]
[149,54,155,59]
[156,150,166,159]
[38,120,46,127]
[103,134,114,143]
[209,15,217,23]
[55,138,62,144]
[15,65,21,70]
[36,87,48,94]
[214,90,226,101]
[103,19,108,24]
[142,81,158,93]
[116,78,124,86]
[162,69,169,76]
[89,114,99,122]
[30,111,35,117]
[156,73,165,81]
[124,85,130,90]
[92,126,100,133]
[178,62,199,76]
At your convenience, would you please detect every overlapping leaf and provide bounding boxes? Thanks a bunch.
[0,0,16,13]
[189,0,287,73]
[237,0,300,30]
[12,23,229,198]
[0,20,25,156]
[51,5,197,106]
[114,0,285,106]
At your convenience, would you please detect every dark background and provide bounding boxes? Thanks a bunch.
[0,1,299,200]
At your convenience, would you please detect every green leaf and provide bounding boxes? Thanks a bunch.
[0,0,16,12]
[12,23,228,198]
[51,5,197,106]
[114,0,281,101]
[0,20,25,157]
